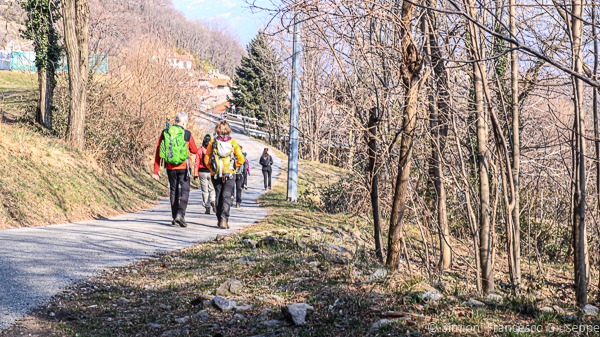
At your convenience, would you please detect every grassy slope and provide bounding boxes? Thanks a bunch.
[2,154,600,336]
[0,71,37,91]
[0,122,164,228]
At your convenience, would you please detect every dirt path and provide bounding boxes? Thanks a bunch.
[0,132,282,331]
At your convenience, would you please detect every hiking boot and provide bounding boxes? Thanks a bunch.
[174,214,186,227]
[205,207,211,215]
[235,203,241,208]
[222,220,230,229]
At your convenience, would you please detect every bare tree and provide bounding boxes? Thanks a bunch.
[386,1,426,270]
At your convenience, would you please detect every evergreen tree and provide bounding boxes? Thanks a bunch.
[230,31,287,143]
[21,0,62,130]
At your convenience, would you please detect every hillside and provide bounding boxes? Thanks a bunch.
[0,0,244,76]
[0,122,164,228]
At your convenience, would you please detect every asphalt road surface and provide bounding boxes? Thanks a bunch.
[0,132,282,331]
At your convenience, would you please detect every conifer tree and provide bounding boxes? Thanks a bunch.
[230,31,287,144]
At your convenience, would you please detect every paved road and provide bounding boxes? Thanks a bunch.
[0,132,282,331]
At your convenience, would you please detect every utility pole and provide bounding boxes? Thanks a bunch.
[287,12,301,202]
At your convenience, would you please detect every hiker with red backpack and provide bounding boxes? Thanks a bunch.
[152,112,198,227]
[194,134,216,214]
[204,121,245,229]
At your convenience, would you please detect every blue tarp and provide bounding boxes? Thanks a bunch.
[6,51,108,73]
[10,51,36,72]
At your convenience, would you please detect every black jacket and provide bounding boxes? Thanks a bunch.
[259,155,273,170]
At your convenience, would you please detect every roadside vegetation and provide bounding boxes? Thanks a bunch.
[0,121,164,229]
[2,159,599,336]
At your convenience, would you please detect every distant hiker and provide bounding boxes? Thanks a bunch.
[152,112,198,227]
[259,148,273,190]
[194,134,216,214]
[204,121,245,229]
[234,146,251,208]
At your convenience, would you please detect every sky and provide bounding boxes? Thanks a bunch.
[171,0,273,47]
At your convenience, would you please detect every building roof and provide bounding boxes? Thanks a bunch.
[208,78,231,87]
[213,101,231,114]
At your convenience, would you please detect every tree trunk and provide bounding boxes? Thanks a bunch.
[63,0,90,149]
[386,1,423,270]
[44,68,56,130]
[509,0,521,293]
[592,0,600,294]
[465,0,493,294]
[425,0,451,271]
[37,68,47,128]
[571,0,588,307]
[367,107,384,263]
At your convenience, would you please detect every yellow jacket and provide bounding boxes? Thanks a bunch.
[204,138,245,177]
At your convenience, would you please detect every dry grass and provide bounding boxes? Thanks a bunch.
[2,158,600,336]
[0,122,165,228]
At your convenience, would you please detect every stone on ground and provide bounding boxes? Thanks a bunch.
[282,303,314,326]
[213,296,236,311]
[583,304,599,316]
[467,298,485,308]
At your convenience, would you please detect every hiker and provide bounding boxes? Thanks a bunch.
[152,112,198,227]
[194,134,216,214]
[234,146,251,208]
[259,148,273,190]
[204,121,245,229]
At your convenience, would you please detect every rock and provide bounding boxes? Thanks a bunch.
[584,304,599,316]
[215,234,232,242]
[202,300,213,309]
[238,256,256,265]
[159,303,169,310]
[282,303,314,326]
[326,245,351,253]
[174,316,190,324]
[259,236,278,247]
[230,313,246,322]
[296,240,308,249]
[369,319,400,332]
[213,296,236,311]
[486,293,503,303]
[540,306,554,313]
[117,297,130,305]
[217,278,244,296]
[190,294,214,306]
[148,322,162,329]
[261,319,286,327]
[161,329,190,337]
[467,299,486,308]
[233,303,253,311]
[195,310,210,321]
[422,290,443,302]
[242,239,259,248]
[257,308,272,321]
[552,305,565,315]
[366,268,388,282]
[308,261,321,267]
[564,315,579,322]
